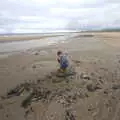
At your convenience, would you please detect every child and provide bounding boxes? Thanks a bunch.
[57,51,69,72]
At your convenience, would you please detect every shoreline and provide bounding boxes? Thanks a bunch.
[0,35,70,57]
[1,31,120,42]
[0,34,65,43]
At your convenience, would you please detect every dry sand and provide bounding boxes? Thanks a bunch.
[0,32,120,120]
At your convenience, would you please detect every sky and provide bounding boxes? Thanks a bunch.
[0,0,120,33]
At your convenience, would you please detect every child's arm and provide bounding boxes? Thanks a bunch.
[57,56,60,63]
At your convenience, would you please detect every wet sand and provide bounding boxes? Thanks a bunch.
[0,33,67,42]
[0,32,120,120]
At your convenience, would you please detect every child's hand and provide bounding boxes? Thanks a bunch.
[57,58,60,63]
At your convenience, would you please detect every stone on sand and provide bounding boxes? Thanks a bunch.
[80,73,90,80]
[65,109,76,120]
[112,84,120,90]
[35,52,39,55]
[86,81,97,92]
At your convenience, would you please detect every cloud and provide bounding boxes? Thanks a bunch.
[0,0,120,33]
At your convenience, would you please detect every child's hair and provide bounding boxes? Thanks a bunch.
[57,51,62,56]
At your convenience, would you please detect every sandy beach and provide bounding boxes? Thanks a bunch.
[0,32,120,120]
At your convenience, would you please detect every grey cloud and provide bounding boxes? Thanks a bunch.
[0,0,120,33]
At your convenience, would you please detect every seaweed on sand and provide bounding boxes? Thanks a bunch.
[21,92,35,108]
